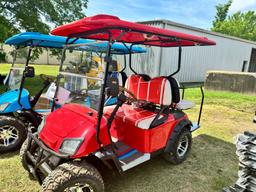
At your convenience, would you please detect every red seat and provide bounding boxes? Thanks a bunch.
[104,74,173,129]
[125,75,172,106]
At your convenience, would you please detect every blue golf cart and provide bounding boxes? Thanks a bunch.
[0,32,146,153]
[0,32,94,153]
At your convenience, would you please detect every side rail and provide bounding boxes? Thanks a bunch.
[179,82,204,132]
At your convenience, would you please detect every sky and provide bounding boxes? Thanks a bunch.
[86,0,256,30]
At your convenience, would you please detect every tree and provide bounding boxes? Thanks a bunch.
[212,0,256,41]
[0,0,88,42]
[212,0,232,28]
[0,0,88,61]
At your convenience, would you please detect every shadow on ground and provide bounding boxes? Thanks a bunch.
[103,134,237,192]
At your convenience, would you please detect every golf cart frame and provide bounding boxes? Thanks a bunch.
[23,15,216,191]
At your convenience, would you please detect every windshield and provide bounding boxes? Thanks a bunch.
[56,45,110,111]
[6,47,28,89]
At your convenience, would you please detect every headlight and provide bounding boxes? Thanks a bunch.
[37,116,46,133]
[0,103,9,111]
[59,138,83,155]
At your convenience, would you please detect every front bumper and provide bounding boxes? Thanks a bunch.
[24,132,69,184]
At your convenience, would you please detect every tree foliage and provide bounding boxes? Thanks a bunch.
[0,0,88,61]
[212,0,256,41]
[0,0,88,42]
[212,0,232,28]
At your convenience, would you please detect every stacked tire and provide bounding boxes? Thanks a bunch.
[223,132,256,192]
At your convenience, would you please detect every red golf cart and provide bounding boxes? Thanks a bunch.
[22,15,216,192]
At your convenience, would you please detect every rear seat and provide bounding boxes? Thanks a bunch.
[104,74,174,129]
[166,76,195,110]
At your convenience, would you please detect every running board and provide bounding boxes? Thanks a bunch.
[191,123,200,132]
[95,141,151,172]
[118,151,150,171]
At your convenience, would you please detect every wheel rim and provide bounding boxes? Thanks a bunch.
[177,134,189,158]
[0,125,19,147]
[64,183,94,192]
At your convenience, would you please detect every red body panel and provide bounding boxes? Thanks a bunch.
[107,104,188,153]
[51,14,216,47]
[40,73,189,157]
[39,104,111,158]
[40,103,188,157]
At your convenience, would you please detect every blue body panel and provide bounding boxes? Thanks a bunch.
[0,89,30,114]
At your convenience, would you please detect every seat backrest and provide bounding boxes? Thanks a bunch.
[125,74,172,106]
[165,76,181,104]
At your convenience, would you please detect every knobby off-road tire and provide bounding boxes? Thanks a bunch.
[163,128,192,164]
[41,161,104,192]
[20,138,44,181]
[0,116,27,153]
[20,138,29,170]
[20,138,39,170]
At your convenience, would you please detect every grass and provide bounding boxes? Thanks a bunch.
[0,64,256,192]
[0,63,58,94]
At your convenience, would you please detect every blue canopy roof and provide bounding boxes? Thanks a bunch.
[5,32,146,54]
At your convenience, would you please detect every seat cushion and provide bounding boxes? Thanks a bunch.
[104,104,172,129]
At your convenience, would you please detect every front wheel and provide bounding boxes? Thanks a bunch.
[41,161,104,192]
[0,116,27,153]
[162,128,192,164]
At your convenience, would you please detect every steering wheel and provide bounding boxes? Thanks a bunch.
[39,74,55,82]
[70,88,88,101]
[118,86,137,102]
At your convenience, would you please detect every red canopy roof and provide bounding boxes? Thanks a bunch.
[51,14,216,47]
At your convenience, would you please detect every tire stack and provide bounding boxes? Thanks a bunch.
[223,132,256,192]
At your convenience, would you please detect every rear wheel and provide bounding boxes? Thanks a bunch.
[41,161,104,192]
[0,116,27,153]
[163,128,192,164]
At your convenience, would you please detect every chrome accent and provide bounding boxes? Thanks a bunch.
[0,125,19,146]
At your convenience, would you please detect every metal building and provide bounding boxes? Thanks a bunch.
[121,19,256,83]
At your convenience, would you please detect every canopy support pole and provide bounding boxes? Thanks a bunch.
[121,42,137,74]
[128,44,137,74]
[95,32,113,147]
[17,46,33,108]
[51,44,67,112]
[169,46,182,77]
[121,54,127,72]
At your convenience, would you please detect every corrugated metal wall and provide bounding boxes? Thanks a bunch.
[120,21,256,83]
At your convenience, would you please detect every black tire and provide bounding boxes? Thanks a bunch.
[0,116,27,153]
[41,161,104,192]
[163,128,192,164]
[20,138,44,181]
[20,138,29,170]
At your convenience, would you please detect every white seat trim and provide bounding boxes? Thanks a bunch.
[136,114,163,129]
